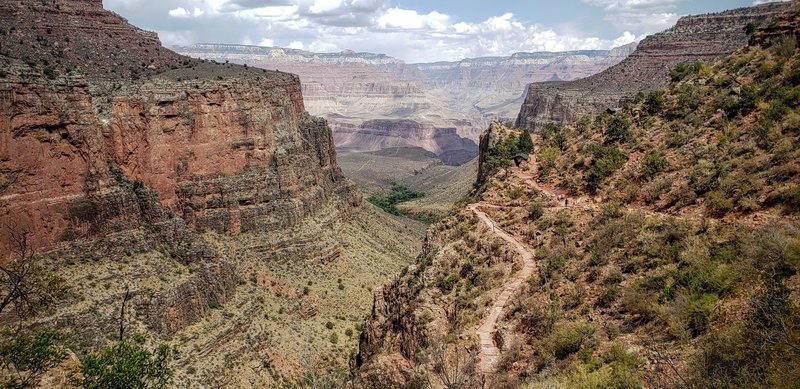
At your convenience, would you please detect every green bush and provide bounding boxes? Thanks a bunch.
[689,160,725,194]
[73,340,173,389]
[0,330,65,389]
[644,90,665,115]
[621,284,657,323]
[436,274,460,293]
[584,146,627,191]
[605,115,632,143]
[767,184,800,213]
[670,62,703,82]
[640,152,669,179]
[576,115,592,134]
[541,321,597,360]
[687,278,800,388]
[705,190,734,216]
[596,286,619,308]
[527,197,546,220]
[721,85,758,118]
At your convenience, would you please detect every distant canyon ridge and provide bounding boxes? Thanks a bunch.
[174,44,636,165]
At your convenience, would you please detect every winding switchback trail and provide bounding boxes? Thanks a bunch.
[468,204,537,374]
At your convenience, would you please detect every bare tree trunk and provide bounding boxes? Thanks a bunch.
[119,288,131,341]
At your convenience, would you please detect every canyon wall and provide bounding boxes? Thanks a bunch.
[516,2,793,130]
[331,119,478,166]
[0,0,358,257]
[174,44,636,160]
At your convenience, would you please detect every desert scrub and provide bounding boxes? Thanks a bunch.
[640,152,669,179]
[540,321,598,360]
[563,340,644,389]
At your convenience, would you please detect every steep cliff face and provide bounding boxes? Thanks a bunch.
[0,1,427,386]
[174,44,636,145]
[516,2,792,130]
[0,0,358,255]
[331,119,479,165]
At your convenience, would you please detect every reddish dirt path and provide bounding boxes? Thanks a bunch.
[468,204,537,373]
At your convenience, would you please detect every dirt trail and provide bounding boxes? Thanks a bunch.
[468,204,537,373]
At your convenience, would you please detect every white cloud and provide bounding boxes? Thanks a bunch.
[309,0,343,14]
[377,8,449,31]
[168,7,205,18]
[115,0,652,62]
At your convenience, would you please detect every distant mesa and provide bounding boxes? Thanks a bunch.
[331,119,479,166]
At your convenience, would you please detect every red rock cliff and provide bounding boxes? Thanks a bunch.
[0,0,359,257]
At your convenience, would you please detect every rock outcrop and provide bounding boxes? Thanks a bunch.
[516,2,793,130]
[0,0,359,256]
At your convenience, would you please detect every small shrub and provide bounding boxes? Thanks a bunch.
[584,146,627,191]
[74,341,173,389]
[527,197,546,220]
[640,152,669,179]
[437,274,459,293]
[705,190,734,216]
[329,333,338,344]
[644,90,665,115]
[689,160,724,194]
[767,184,800,213]
[621,284,657,323]
[325,321,334,330]
[670,61,703,82]
[42,67,57,80]
[605,115,632,143]
[596,286,619,308]
[541,321,597,360]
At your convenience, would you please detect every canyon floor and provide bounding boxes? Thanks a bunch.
[338,148,477,220]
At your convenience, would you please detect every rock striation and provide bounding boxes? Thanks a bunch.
[174,44,636,157]
[331,119,479,166]
[516,2,793,131]
[0,0,359,255]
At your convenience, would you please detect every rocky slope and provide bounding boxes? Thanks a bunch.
[0,0,423,386]
[517,2,793,131]
[353,4,800,388]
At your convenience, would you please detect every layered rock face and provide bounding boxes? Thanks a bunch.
[331,119,479,166]
[415,45,636,120]
[174,44,635,158]
[0,0,358,256]
[176,44,431,122]
[516,2,793,130]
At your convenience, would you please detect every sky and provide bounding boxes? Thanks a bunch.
[104,0,791,63]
